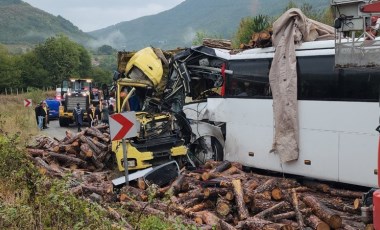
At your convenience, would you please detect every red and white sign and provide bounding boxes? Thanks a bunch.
[24,99,32,107]
[109,112,138,141]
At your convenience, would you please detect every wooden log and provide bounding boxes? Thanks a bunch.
[185,200,214,213]
[271,208,312,221]
[182,197,201,208]
[137,177,146,190]
[200,211,236,230]
[289,188,305,229]
[27,148,46,157]
[232,179,249,220]
[342,220,366,229]
[244,178,259,192]
[120,185,148,201]
[204,187,230,199]
[80,143,93,158]
[305,215,330,230]
[63,131,84,145]
[278,178,301,189]
[225,191,234,201]
[202,161,232,181]
[216,197,231,217]
[329,188,363,199]
[302,195,342,229]
[353,198,362,210]
[303,181,330,193]
[255,178,278,194]
[211,160,232,173]
[79,135,102,156]
[255,201,289,219]
[47,152,87,168]
[30,156,62,177]
[323,199,359,215]
[237,217,293,230]
[202,38,233,50]
[178,189,205,203]
[166,174,185,196]
[87,127,110,143]
[272,188,283,201]
[91,137,108,150]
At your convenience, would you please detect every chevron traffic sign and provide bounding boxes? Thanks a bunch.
[24,99,32,107]
[109,112,138,141]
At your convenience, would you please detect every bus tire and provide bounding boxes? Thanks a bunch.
[190,136,224,166]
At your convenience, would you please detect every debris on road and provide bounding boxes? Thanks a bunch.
[25,130,371,230]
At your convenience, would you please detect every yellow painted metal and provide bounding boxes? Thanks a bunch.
[125,47,163,87]
[171,145,188,156]
[113,140,154,171]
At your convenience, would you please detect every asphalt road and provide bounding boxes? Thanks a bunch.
[40,119,88,140]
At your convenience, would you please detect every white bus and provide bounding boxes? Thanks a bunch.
[184,40,379,188]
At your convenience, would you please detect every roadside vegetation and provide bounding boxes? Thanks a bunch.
[0,92,192,229]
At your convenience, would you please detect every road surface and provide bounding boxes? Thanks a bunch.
[40,119,89,140]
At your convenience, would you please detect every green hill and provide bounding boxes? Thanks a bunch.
[89,0,330,50]
[0,0,93,46]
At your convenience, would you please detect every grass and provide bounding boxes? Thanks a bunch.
[0,90,194,229]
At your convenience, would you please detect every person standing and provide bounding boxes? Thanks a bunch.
[101,101,109,125]
[74,103,84,132]
[95,104,101,125]
[42,101,49,129]
[35,101,46,130]
[87,104,95,127]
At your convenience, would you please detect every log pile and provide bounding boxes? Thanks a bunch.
[203,38,233,50]
[27,124,112,175]
[240,29,273,50]
[26,129,371,230]
[118,160,371,230]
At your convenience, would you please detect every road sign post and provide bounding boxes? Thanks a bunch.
[24,99,32,107]
[121,138,129,185]
[109,112,138,185]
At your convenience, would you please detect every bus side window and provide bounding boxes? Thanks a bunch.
[227,59,272,98]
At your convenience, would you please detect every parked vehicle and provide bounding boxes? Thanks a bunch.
[45,99,60,120]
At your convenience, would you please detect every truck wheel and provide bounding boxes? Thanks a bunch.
[190,136,223,166]
[59,118,68,127]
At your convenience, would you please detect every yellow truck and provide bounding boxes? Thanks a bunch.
[59,78,98,127]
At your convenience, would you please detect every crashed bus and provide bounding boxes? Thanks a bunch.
[183,39,380,188]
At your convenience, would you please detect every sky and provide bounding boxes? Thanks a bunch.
[22,0,185,32]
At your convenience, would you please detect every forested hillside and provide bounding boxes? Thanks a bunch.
[89,0,330,50]
[0,0,93,46]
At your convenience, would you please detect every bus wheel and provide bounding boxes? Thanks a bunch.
[189,136,223,166]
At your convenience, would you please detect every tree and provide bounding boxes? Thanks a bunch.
[33,35,92,86]
[19,51,49,89]
[97,45,115,55]
[233,15,270,48]
[0,45,22,90]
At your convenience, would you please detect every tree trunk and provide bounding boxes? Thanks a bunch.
[203,38,233,50]
[302,195,342,229]
[237,217,293,230]
[232,179,249,220]
[255,201,290,219]
[289,188,305,229]
[216,197,231,217]
[305,215,330,230]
